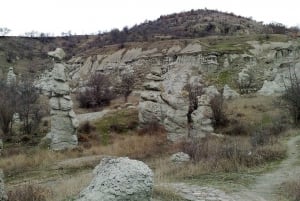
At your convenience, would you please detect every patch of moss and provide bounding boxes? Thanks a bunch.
[207,69,238,89]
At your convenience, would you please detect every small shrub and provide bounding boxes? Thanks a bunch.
[210,94,228,128]
[224,120,250,136]
[78,121,95,134]
[251,127,270,147]
[7,184,50,201]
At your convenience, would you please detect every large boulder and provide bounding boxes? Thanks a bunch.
[77,157,153,201]
[0,170,7,201]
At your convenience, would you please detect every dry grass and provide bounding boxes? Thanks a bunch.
[152,185,183,201]
[0,132,168,176]
[47,173,92,201]
[226,95,286,126]
[152,135,286,185]
[281,178,300,201]
[7,183,51,201]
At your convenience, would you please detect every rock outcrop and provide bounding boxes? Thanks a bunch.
[0,170,7,201]
[48,48,66,61]
[44,49,78,150]
[77,157,153,201]
[6,67,16,86]
[170,152,190,164]
[223,84,240,100]
[139,60,219,141]
[258,62,300,96]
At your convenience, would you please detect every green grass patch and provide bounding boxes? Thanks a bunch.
[207,69,238,89]
[93,108,139,144]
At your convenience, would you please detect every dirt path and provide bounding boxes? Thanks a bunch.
[77,109,112,123]
[165,134,300,201]
[231,134,300,201]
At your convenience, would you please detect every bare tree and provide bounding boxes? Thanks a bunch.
[282,68,300,124]
[118,73,135,102]
[0,81,17,135]
[185,82,204,135]
[210,93,228,127]
[0,27,11,36]
[77,73,115,108]
[17,75,39,134]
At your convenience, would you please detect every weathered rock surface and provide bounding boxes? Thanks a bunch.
[77,157,153,201]
[44,49,78,150]
[170,152,190,164]
[139,60,219,141]
[0,170,7,201]
[223,84,240,100]
[258,61,300,95]
[48,48,66,61]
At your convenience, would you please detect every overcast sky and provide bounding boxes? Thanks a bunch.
[1,0,299,36]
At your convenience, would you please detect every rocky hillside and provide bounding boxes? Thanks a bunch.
[0,9,299,93]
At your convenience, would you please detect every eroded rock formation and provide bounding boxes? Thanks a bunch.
[44,49,78,150]
[6,67,16,86]
[77,157,153,201]
[139,61,219,141]
[0,170,7,201]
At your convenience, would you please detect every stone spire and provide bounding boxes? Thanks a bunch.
[45,48,79,150]
[6,67,16,86]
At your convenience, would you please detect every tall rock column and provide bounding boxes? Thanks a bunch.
[47,48,79,150]
[6,67,16,86]
[0,170,7,201]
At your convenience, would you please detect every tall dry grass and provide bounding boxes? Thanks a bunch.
[281,178,300,201]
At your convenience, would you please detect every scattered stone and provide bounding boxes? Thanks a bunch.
[77,157,153,201]
[0,170,7,201]
[223,84,240,100]
[170,152,190,164]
